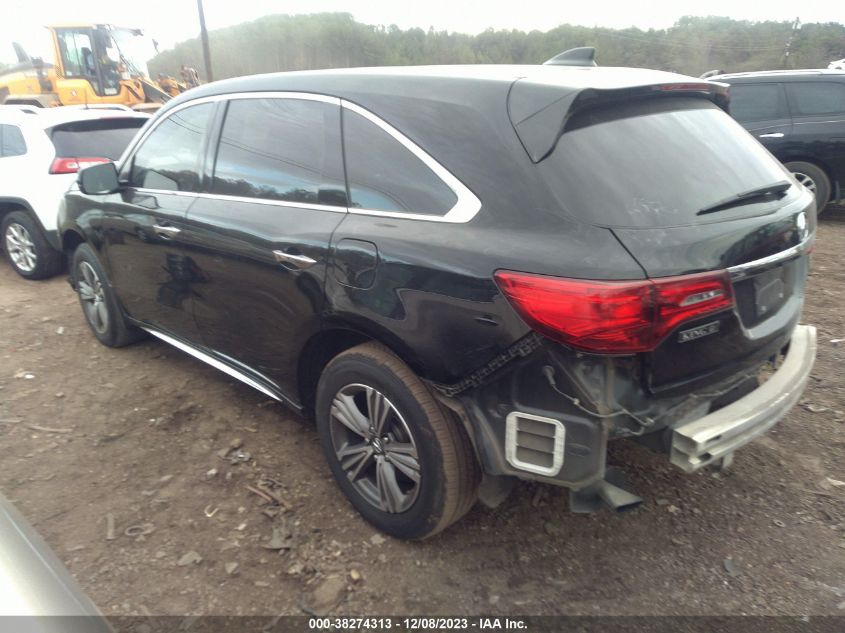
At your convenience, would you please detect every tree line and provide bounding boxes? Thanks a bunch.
[148,13,845,80]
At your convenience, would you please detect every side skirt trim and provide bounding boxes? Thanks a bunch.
[140,327,302,412]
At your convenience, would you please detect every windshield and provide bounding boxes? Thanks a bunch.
[538,98,791,229]
[108,27,155,78]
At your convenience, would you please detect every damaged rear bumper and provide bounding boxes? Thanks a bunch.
[670,324,817,472]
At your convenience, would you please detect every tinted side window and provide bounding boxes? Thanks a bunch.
[212,98,346,206]
[0,124,27,157]
[343,109,457,215]
[728,83,787,122]
[129,103,213,192]
[788,81,845,116]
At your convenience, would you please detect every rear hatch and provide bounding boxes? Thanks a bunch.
[511,85,815,392]
[46,117,146,174]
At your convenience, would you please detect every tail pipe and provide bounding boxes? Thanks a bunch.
[569,467,643,513]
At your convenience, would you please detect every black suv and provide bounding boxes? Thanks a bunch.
[60,66,817,539]
[713,69,845,211]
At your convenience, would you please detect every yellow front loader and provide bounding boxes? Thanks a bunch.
[0,25,183,110]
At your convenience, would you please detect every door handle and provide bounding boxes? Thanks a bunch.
[758,132,784,139]
[153,224,181,239]
[273,250,317,269]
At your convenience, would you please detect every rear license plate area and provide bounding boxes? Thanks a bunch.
[753,267,787,318]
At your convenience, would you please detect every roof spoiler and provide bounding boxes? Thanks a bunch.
[543,47,597,67]
[509,80,731,163]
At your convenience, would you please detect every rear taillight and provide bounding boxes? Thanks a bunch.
[495,270,734,353]
[49,157,110,174]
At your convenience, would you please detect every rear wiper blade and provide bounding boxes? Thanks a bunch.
[697,181,792,216]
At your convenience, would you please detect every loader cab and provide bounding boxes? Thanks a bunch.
[52,26,122,97]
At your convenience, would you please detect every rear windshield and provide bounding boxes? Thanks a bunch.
[49,118,146,160]
[539,98,790,228]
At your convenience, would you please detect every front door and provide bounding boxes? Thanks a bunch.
[102,101,215,341]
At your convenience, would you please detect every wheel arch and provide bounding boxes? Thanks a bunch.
[61,227,86,255]
[781,156,833,180]
[0,198,60,250]
[0,197,39,228]
[297,319,428,418]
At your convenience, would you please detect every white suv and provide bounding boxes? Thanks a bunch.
[0,106,148,279]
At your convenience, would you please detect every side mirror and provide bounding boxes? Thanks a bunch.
[78,162,120,195]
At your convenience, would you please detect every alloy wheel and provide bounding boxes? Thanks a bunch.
[77,261,109,334]
[4,223,37,273]
[792,172,817,195]
[329,383,421,513]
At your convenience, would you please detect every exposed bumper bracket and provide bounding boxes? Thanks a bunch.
[670,324,817,473]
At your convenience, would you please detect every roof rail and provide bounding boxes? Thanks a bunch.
[0,104,42,115]
[543,47,597,67]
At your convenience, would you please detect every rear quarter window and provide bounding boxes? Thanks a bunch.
[49,118,146,160]
[342,108,457,215]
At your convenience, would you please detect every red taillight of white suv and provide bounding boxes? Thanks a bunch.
[49,157,110,175]
[494,270,735,353]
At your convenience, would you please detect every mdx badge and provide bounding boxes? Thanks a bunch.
[678,320,720,343]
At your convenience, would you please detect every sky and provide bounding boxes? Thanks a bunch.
[0,0,840,64]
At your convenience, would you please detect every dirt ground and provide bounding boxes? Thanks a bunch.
[1,211,844,618]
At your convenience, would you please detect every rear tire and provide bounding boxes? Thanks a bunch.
[316,342,479,539]
[71,243,144,348]
[1,211,62,280]
[786,161,831,213]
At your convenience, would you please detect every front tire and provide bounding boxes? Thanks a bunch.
[316,342,479,539]
[786,161,831,212]
[71,243,144,347]
[2,211,62,280]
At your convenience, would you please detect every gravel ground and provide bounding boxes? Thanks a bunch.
[0,210,843,617]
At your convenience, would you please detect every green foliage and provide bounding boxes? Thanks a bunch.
[148,13,845,80]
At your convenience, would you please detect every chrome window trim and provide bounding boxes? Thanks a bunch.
[115,92,342,174]
[727,234,814,280]
[128,188,346,213]
[191,192,346,213]
[117,91,481,224]
[341,100,481,223]
[130,188,201,199]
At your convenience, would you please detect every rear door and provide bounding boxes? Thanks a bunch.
[727,82,793,153]
[783,80,845,190]
[100,102,215,340]
[533,96,815,390]
[181,95,347,398]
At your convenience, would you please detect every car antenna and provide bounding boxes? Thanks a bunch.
[543,47,597,67]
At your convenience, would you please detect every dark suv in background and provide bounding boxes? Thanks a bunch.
[714,69,845,211]
[60,66,817,539]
